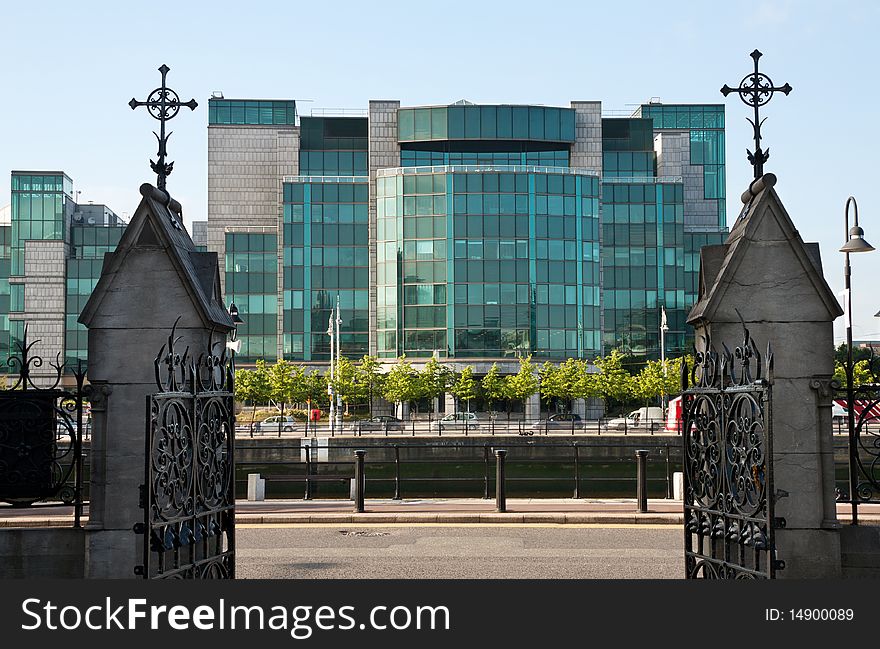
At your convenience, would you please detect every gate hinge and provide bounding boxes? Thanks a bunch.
[773,517,786,528]
[132,522,145,534]
[774,489,789,502]
[772,559,786,571]
[134,565,145,577]
[138,484,146,509]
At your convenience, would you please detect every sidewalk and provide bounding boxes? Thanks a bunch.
[3,498,879,527]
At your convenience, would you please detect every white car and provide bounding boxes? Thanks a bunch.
[432,412,479,433]
[255,415,296,433]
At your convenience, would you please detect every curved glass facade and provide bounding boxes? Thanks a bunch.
[376,166,600,360]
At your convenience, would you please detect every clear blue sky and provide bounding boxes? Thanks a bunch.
[1,0,878,343]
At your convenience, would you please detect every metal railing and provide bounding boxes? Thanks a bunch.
[375,164,601,178]
[235,441,680,501]
[602,176,683,184]
[235,415,675,438]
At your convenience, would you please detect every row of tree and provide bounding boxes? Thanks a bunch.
[234,351,689,421]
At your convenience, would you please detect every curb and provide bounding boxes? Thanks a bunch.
[235,512,685,525]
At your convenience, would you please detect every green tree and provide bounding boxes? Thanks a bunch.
[633,358,681,405]
[303,369,329,409]
[331,356,360,414]
[382,356,421,419]
[593,349,635,414]
[450,366,477,413]
[420,357,453,415]
[266,359,297,435]
[235,360,271,435]
[539,358,585,412]
[834,359,874,389]
[504,355,538,420]
[355,355,384,416]
[835,343,872,366]
[481,363,506,416]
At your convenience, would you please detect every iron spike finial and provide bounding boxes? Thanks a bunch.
[721,50,792,179]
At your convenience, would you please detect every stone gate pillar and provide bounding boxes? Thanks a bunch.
[79,184,233,578]
[687,175,844,578]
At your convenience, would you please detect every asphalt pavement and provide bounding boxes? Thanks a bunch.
[236,524,684,579]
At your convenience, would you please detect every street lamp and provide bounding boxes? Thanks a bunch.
[840,196,874,525]
[660,306,669,413]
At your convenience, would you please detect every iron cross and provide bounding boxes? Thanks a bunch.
[721,49,792,179]
[129,64,197,190]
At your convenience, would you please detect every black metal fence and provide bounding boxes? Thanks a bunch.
[234,441,681,501]
[0,326,88,527]
[237,415,675,438]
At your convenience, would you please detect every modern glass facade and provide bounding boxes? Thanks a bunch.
[208,99,296,126]
[636,103,726,228]
[376,167,600,360]
[282,180,370,361]
[398,105,576,142]
[225,232,278,363]
[601,180,685,355]
[10,172,72,276]
[0,226,11,359]
[207,99,729,369]
[2,171,125,375]
[65,223,125,368]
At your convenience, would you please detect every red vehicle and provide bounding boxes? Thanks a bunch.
[833,398,880,424]
[666,397,683,433]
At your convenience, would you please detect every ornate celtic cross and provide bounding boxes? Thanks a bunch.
[721,49,792,179]
[129,64,198,190]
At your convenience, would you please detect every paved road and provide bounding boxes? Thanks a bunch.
[236,524,683,579]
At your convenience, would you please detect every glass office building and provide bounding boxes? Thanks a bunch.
[2,171,125,377]
[207,98,729,368]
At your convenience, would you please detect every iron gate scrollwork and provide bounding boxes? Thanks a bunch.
[681,321,782,579]
[135,319,235,579]
[0,325,87,526]
[835,353,880,511]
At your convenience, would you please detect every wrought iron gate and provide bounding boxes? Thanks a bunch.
[136,321,235,579]
[681,324,782,579]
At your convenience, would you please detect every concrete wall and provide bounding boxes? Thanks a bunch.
[0,528,85,578]
[840,524,880,578]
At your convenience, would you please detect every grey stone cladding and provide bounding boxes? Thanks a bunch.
[654,131,720,231]
[12,239,67,377]
[570,101,602,173]
[206,124,299,298]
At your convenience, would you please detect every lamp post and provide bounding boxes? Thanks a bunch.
[335,295,342,433]
[660,306,669,412]
[327,311,335,436]
[840,196,874,525]
[227,303,245,434]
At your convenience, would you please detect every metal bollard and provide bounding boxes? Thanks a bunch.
[353,450,365,513]
[495,449,507,512]
[635,449,648,513]
[393,444,401,500]
[304,449,313,500]
[483,445,491,499]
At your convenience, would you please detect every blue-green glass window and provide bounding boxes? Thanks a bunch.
[431,108,447,139]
